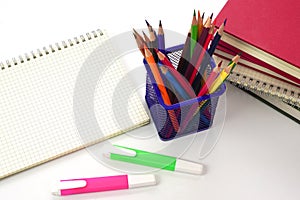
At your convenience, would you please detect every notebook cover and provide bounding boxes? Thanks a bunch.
[216,0,300,69]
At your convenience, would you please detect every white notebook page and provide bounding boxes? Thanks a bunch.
[0,30,149,179]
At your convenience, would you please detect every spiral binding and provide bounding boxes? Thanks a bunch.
[0,29,103,70]
[227,71,300,108]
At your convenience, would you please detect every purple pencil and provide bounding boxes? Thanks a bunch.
[158,20,165,51]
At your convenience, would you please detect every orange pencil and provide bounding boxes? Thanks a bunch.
[144,46,179,131]
[197,10,204,39]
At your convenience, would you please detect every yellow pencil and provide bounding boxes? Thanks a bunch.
[191,54,240,117]
[209,54,240,93]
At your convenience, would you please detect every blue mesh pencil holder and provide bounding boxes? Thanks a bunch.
[144,44,226,141]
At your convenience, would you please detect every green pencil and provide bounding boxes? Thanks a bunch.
[190,9,198,58]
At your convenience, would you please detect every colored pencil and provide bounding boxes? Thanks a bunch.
[145,20,158,48]
[149,26,158,48]
[155,49,175,69]
[209,54,240,92]
[208,18,226,56]
[197,13,213,46]
[180,54,239,133]
[193,54,240,117]
[144,30,158,62]
[156,49,196,98]
[197,10,204,39]
[145,19,152,33]
[190,10,198,58]
[177,31,191,76]
[159,65,190,100]
[186,13,213,85]
[190,22,215,85]
[197,60,222,97]
[144,46,179,131]
[157,20,165,51]
[133,28,146,44]
[133,33,145,56]
[142,31,151,45]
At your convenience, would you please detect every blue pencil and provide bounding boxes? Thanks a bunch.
[159,65,190,100]
[207,18,226,56]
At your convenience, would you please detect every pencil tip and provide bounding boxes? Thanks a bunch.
[238,52,242,56]
[159,20,162,27]
[193,9,196,16]
[218,60,223,66]
[224,18,227,26]
[202,12,205,19]
[210,13,214,19]
[145,19,150,27]
[132,32,137,38]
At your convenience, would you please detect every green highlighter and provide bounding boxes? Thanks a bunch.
[104,145,204,175]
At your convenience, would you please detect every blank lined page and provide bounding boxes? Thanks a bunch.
[0,30,149,179]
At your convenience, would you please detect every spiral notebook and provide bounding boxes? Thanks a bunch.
[213,54,300,123]
[0,29,150,179]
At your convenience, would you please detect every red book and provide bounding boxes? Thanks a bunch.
[215,0,300,85]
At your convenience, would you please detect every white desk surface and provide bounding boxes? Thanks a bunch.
[1,0,299,200]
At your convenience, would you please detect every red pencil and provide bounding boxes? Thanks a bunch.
[188,16,214,84]
[197,60,222,97]
[156,49,197,98]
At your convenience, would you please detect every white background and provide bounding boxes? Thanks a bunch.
[0,0,300,200]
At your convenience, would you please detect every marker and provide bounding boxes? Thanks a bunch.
[104,145,204,175]
[52,174,156,196]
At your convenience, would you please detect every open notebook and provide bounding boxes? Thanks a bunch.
[0,29,150,179]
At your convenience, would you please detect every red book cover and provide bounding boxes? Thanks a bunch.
[215,0,300,78]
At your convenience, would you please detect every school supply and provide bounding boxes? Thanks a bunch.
[134,11,229,140]
[104,145,204,175]
[214,0,300,122]
[215,0,300,84]
[213,55,300,123]
[52,174,156,196]
[0,29,150,179]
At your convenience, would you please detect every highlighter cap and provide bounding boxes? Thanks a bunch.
[175,159,204,175]
[127,174,157,189]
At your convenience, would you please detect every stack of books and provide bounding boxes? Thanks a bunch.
[214,0,300,123]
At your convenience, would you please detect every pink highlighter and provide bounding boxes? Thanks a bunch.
[52,174,156,196]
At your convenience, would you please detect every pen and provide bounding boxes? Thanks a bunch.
[52,174,156,196]
[104,145,204,175]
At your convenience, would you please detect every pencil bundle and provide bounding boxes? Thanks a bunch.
[133,10,240,137]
